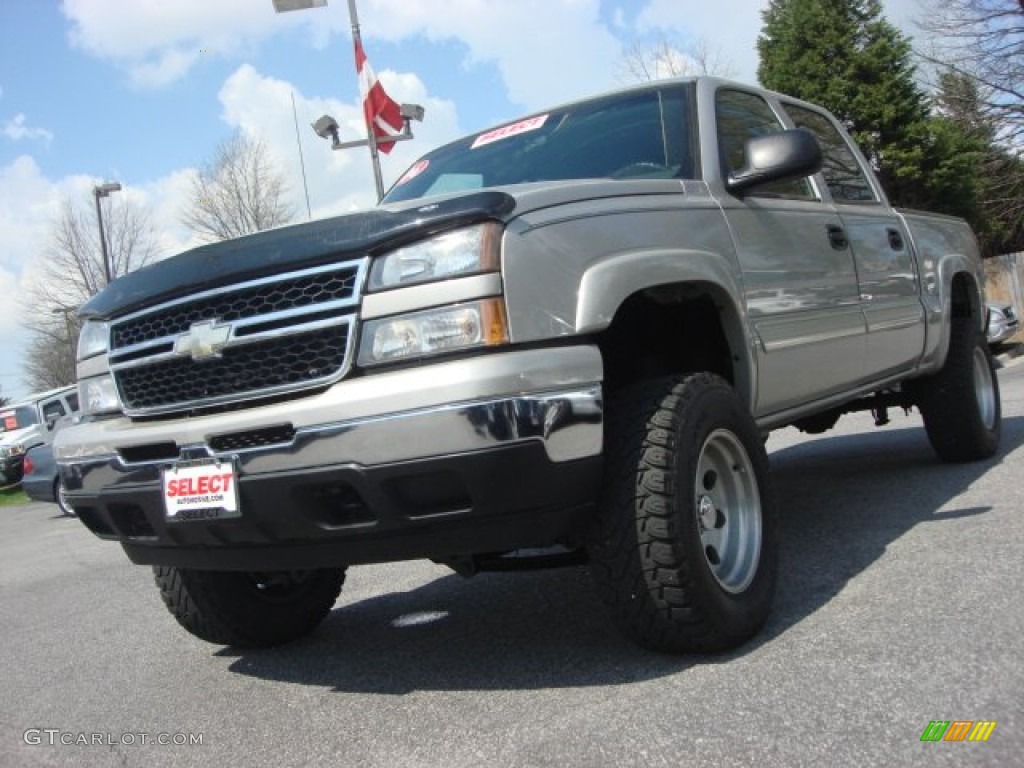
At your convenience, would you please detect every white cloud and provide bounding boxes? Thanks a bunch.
[363,0,623,109]
[60,0,306,88]
[128,48,202,89]
[60,0,625,109]
[140,168,204,255]
[215,63,461,216]
[3,114,55,145]
[0,156,68,398]
[634,0,769,85]
[0,154,204,398]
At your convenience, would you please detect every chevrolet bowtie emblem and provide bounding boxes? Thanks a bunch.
[174,320,233,361]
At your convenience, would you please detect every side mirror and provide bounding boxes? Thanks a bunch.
[726,128,823,196]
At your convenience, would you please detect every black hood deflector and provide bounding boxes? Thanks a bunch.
[81,191,516,319]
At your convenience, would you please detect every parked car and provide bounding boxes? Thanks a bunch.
[22,442,74,516]
[986,302,1019,348]
[0,385,79,486]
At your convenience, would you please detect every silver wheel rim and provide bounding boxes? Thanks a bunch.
[972,346,997,430]
[57,482,73,515]
[695,428,761,594]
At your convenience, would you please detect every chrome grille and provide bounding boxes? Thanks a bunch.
[108,259,366,415]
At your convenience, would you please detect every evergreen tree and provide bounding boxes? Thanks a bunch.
[935,70,1024,254]
[757,0,977,215]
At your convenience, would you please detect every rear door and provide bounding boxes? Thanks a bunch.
[780,102,926,378]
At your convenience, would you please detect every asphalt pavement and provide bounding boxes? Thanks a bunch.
[1,362,1022,767]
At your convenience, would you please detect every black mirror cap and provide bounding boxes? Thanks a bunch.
[726,128,823,196]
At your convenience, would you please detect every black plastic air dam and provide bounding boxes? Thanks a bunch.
[68,442,601,571]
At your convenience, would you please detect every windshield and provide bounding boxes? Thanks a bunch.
[384,84,696,204]
[0,406,38,433]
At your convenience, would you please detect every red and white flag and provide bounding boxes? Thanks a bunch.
[355,39,403,153]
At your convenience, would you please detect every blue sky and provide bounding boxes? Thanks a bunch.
[0,0,920,401]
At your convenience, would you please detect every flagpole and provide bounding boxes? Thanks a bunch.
[347,0,386,201]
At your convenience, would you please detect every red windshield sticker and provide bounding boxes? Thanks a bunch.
[471,114,549,149]
[396,159,429,186]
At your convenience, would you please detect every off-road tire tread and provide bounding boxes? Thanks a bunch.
[589,373,776,653]
[153,566,345,647]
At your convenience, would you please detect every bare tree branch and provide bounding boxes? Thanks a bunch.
[19,195,162,391]
[181,131,294,242]
[916,0,1024,152]
[617,35,738,83]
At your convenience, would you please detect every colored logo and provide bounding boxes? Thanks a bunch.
[920,721,996,742]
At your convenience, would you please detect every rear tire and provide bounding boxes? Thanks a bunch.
[153,566,345,647]
[589,373,778,653]
[911,318,1000,462]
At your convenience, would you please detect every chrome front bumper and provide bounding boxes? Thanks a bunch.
[56,346,603,467]
[56,347,605,569]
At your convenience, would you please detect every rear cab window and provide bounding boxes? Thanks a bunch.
[779,102,879,204]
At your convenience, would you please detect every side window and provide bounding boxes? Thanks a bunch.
[715,89,815,200]
[66,392,80,413]
[41,399,66,424]
[782,103,877,203]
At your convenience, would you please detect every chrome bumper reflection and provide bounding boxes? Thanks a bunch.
[286,387,603,468]
[65,387,603,476]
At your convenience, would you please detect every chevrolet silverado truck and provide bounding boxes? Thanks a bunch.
[55,77,1000,653]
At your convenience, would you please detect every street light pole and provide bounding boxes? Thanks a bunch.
[93,182,121,285]
[51,307,77,384]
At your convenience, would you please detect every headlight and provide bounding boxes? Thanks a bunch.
[369,223,500,291]
[78,375,120,415]
[1,443,26,459]
[358,299,509,366]
[78,320,110,360]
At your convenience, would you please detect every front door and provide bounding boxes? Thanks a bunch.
[715,88,866,416]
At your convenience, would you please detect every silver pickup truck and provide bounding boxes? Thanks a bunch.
[56,77,1000,653]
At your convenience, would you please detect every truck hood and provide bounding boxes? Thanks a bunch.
[80,190,517,319]
[80,178,684,320]
[0,426,40,448]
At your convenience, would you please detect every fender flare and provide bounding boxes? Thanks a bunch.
[575,248,755,410]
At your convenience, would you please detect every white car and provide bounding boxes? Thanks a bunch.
[0,386,79,486]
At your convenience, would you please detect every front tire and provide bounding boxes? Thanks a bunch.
[911,318,1000,462]
[55,479,75,517]
[153,567,345,647]
[589,373,778,653]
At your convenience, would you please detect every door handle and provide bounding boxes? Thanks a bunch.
[887,227,904,250]
[826,224,848,250]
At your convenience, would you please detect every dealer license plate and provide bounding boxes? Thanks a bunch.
[162,460,240,522]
